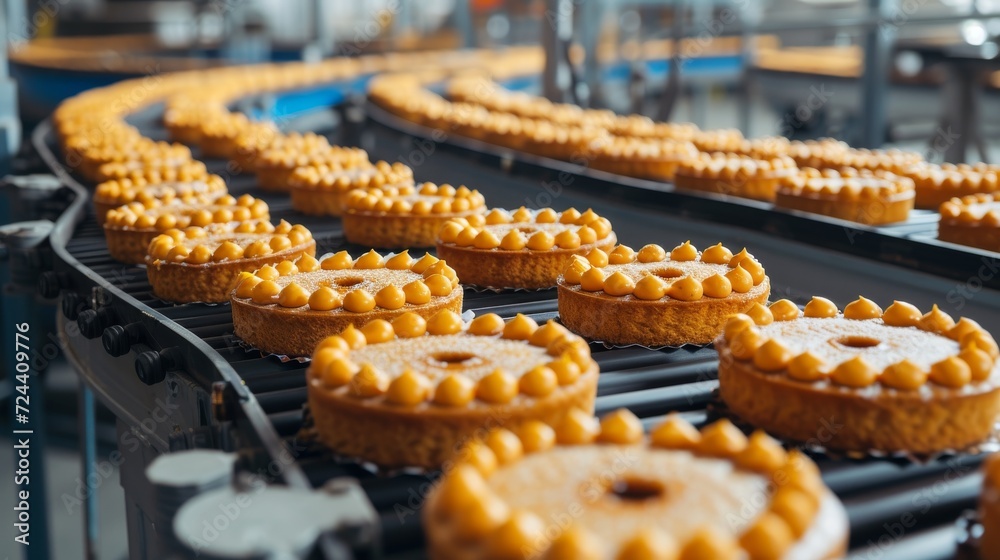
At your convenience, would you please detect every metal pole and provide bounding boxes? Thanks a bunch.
[79,384,100,560]
[580,0,608,108]
[454,0,475,49]
[859,0,893,148]
[542,0,573,103]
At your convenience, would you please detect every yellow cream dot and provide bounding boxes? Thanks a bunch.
[590,217,613,239]
[844,296,883,320]
[669,241,698,262]
[577,226,598,244]
[424,274,454,296]
[234,273,261,299]
[296,254,319,272]
[723,314,755,342]
[402,280,432,304]
[427,310,463,335]
[961,347,994,382]
[702,274,733,298]
[918,304,956,334]
[251,280,280,304]
[650,414,701,449]
[516,421,556,453]
[343,289,376,312]
[454,227,478,247]
[452,490,510,540]
[519,366,557,397]
[556,408,600,445]
[603,272,636,296]
[473,230,501,249]
[768,299,800,321]
[929,356,972,388]
[739,512,794,560]
[349,363,389,398]
[269,236,292,252]
[548,356,582,385]
[726,265,754,293]
[697,419,748,457]
[803,296,838,318]
[735,431,788,473]
[277,283,309,308]
[787,352,829,382]
[375,284,406,310]
[730,327,765,360]
[321,251,353,270]
[637,244,666,263]
[547,527,603,560]
[186,245,212,264]
[582,249,606,268]
[503,314,538,340]
[667,276,703,301]
[485,209,511,224]
[500,229,527,250]
[737,257,766,285]
[434,374,476,406]
[831,356,878,388]
[746,303,774,326]
[321,357,358,387]
[385,251,413,270]
[476,369,518,403]
[882,301,922,327]
[511,207,533,222]
[275,260,298,276]
[354,249,384,269]
[308,286,341,311]
[529,321,568,347]
[340,325,367,349]
[469,313,505,336]
[617,529,678,560]
[484,429,523,464]
[536,208,558,223]
[385,369,431,406]
[392,312,427,338]
[167,245,191,261]
[580,267,606,292]
[562,256,590,285]
[608,245,636,264]
[527,231,555,251]
[700,243,733,264]
[753,339,792,372]
[554,229,581,249]
[880,360,927,390]
[679,528,741,560]
[256,265,279,281]
[598,409,643,444]
[361,319,395,344]
[633,275,668,300]
[769,487,819,538]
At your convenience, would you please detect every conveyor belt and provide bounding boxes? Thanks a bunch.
[41,91,999,559]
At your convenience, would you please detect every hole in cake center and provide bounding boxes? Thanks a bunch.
[653,268,684,279]
[609,477,665,502]
[335,277,364,287]
[833,336,881,349]
[427,352,486,370]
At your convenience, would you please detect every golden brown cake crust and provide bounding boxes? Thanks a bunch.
[938,194,1000,252]
[558,277,770,346]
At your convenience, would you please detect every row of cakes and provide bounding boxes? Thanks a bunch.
[55,56,1000,559]
[374,73,1000,251]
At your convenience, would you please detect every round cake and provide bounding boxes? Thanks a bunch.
[146,220,315,303]
[424,408,849,560]
[436,207,617,289]
[982,453,1000,560]
[586,137,699,182]
[104,194,269,264]
[305,312,600,468]
[341,182,487,248]
[909,163,1000,209]
[77,141,193,183]
[775,167,915,225]
[254,145,371,191]
[717,296,1000,454]
[557,241,770,346]
[938,194,1000,252]
[94,175,228,224]
[792,146,923,176]
[289,161,414,216]
[94,158,208,183]
[674,153,798,202]
[231,250,463,356]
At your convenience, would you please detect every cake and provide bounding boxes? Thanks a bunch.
[306,312,600,468]
[254,145,371,191]
[93,175,228,225]
[717,296,1000,453]
[75,141,193,183]
[674,154,798,202]
[792,145,923,176]
[103,194,269,264]
[587,137,699,182]
[341,182,487,248]
[982,453,1000,560]
[909,163,1000,209]
[557,241,770,346]
[289,161,414,215]
[145,220,315,303]
[606,114,699,141]
[423,408,849,560]
[436,207,617,289]
[93,158,208,184]
[775,167,915,225]
[197,114,277,160]
[231,250,463,356]
[939,194,1000,252]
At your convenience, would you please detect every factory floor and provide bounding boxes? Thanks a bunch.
[1,88,997,560]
